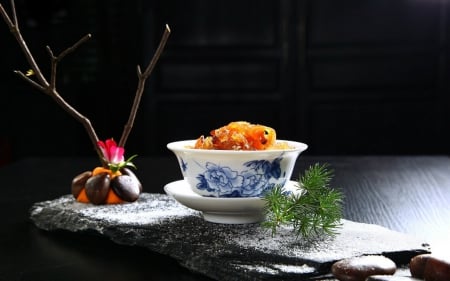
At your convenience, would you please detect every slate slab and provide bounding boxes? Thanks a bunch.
[29,193,430,281]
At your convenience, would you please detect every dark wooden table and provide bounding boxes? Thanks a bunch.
[1,156,449,281]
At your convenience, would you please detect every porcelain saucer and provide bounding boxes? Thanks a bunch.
[164,180,300,224]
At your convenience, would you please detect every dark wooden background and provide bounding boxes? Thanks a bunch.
[1,0,449,164]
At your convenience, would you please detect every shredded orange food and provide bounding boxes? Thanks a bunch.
[194,121,291,150]
[104,189,125,204]
[92,166,121,178]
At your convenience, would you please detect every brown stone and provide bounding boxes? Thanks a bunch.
[111,174,140,202]
[423,255,450,281]
[71,170,92,198]
[120,167,142,192]
[409,253,450,281]
[409,253,432,278]
[85,172,110,205]
[331,255,396,281]
[366,275,421,281]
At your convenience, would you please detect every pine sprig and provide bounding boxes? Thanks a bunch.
[262,163,344,238]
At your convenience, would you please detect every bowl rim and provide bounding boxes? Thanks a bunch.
[166,139,308,154]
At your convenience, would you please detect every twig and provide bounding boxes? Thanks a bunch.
[1,0,170,167]
[0,0,105,163]
[1,1,48,87]
[119,24,171,148]
[47,34,92,90]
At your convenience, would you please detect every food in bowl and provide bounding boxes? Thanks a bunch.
[194,121,290,150]
[167,121,308,198]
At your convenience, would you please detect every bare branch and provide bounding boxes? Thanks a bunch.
[142,24,171,78]
[119,24,171,147]
[10,0,17,26]
[48,34,92,91]
[58,33,91,61]
[0,3,13,28]
[1,0,106,165]
[14,70,46,92]
[1,3,48,87]
[46,45,55,57]
[46,46,58,90]
[137,65,142,76]
[2,0,170,166]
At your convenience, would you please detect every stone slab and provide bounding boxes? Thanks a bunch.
[29,193,430,281]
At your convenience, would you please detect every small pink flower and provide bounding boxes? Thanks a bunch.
[97,138,124,164]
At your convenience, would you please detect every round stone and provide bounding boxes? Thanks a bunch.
[366,275,422,280]
[410,253,450,281]
[85,172,110,205]
[331,255,397,281]
[409,253,432,278]
[423,255,450,281]
[120,167,142,192]
[71,170,92,198]
[111,174,140,202]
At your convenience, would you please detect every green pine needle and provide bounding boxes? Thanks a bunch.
[262,163,344,238]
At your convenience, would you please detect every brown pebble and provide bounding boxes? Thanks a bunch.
[120,167,142,192]
[85,172,110,205]
[331,255,396,281]
[409,253,432,278]
[111,174,140,202]
[71,171,92,198]
[423,255,450,281]
[366,275,421,280]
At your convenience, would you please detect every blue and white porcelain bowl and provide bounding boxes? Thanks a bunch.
[167,140,308,198]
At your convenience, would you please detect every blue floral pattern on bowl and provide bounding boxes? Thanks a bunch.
[181,155,286,197]
[168,139,308,198]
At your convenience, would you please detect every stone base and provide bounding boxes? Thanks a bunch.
[29,193,430,281]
